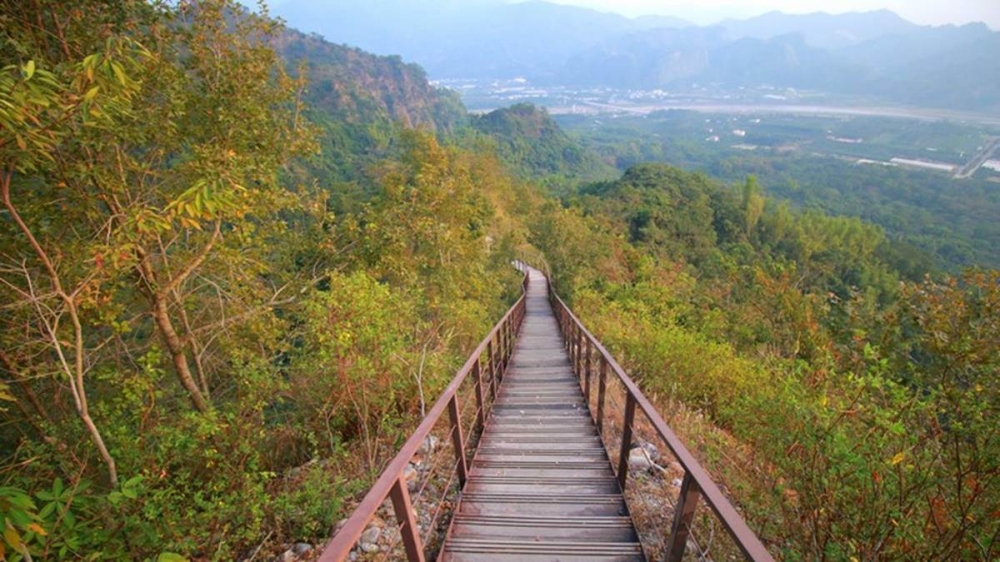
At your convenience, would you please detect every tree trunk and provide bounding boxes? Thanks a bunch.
[151,294,210,413]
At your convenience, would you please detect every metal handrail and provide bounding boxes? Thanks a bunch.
[318,269,529,562]
[547,281,774,562]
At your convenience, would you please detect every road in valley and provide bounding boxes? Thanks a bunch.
[954,136,1000,179]
[557,100,1000,127]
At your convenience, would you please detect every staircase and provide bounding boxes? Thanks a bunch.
[440,268,643,561]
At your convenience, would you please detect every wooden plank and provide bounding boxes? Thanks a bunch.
[441,268,644,562]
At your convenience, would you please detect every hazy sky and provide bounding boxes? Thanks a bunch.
[537,0,999,28]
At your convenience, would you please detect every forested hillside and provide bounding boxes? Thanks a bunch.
[534,165,1000,560]
[557,111,1000,270]
[0,1,526,558]
[467,103,615,188]
[1,1,997,561]
[277,28,468,185]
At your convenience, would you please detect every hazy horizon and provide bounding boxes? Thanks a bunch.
[530,0,999,28]
[261,0,999,29]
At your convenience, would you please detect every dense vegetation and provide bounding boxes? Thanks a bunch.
[1,1,997,561]
[0,2,524,558]
[466,103,615,189]
[557,111,1000,270]
[534,165,999,560]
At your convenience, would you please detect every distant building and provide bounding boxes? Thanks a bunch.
[733,129,747,137]
[983,159,1000,172]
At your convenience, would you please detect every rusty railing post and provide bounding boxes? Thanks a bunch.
[616,392,637,491]
[498,322,507,377]
[487,339,497,401]
[506,317,514,367]
[666,472,703,562]
[575,324,581,373]
[506,317,513,365]
[562,309,570,346]
[584,338,592,405]
[448,395,469,488]
[472,359,485,432]
[563,311,570,350]
[389,477,424,562]
[596,357,608,433]
[502,319,509,367]
[565,309,571,344]
[569,320,580,375]
[575,327,584,378]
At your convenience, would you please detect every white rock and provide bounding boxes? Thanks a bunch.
[381,527,400,543]
[641,442,661,462]
[418,435,440,455]
[360,526,381,545]
[360,541,379,553]
[292,543,313,556]
[628,448,653,471]
[403,463,420,491]
[672,478,683,488]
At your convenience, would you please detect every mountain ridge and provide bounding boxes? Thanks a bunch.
[270,2,1000,113]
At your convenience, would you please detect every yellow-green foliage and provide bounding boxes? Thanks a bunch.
[533,163,1000,560]
[0,2,524,559]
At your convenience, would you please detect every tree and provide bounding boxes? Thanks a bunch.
[742,175,765,241]
[0,0,313,484]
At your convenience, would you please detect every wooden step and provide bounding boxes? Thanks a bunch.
[441,267,644,561]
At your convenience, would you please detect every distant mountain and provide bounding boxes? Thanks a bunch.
[838,22,995,70]
[870,29,1000,112]
[275,0,690,80]
[717,10,917,49]
[558,14,998,112]
[562,27,717,88]
[562,27,866,91]
[270,3,1000,114]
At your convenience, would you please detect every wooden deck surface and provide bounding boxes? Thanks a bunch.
[440,268,644,561]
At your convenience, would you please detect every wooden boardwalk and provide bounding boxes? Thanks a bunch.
[440,268,644,561]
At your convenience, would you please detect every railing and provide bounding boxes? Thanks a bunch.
[548,283,775,562]
[318,268,529,562]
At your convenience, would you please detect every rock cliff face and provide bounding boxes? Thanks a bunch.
[277,30,467,135]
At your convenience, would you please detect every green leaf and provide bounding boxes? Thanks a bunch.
[38,502,56,519]
[23,60,35,80]
[157,553,188,562]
